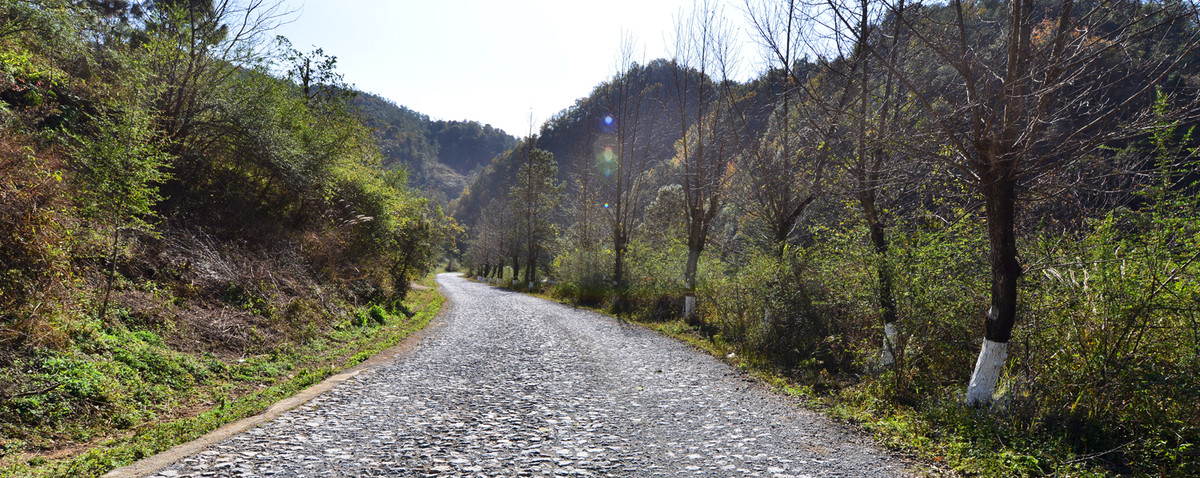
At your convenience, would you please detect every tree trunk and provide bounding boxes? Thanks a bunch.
[861,192,899,366]
[773,222,789,258]
[613,226,628,288]
[527,245,538,290]
[966,169,1022,405]
[525,235,537,288]
[683,244,701,319]
[871,217,899,366]
[511,252,520,286]
[392,235,417,302]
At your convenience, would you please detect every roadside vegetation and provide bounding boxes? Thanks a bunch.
[461,1,1200,475]
[1,1,452,475]
[0,275,441,478]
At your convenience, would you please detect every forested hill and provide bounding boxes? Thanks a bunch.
[449,58,690,233]
[354,92,517,201]
[450,57,781,234]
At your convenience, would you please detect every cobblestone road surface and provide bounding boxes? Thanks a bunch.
[151,273,912,477]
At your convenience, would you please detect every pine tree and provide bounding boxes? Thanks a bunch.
[509,140,564,288]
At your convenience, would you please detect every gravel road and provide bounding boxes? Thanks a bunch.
[149,273,913,477]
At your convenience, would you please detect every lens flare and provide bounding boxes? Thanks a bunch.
[593,134,618,177]
[603,203,610,209]
[600,115,617,134]
[595,144,617,177]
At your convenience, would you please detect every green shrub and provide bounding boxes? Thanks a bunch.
[367,304,387,325]
[1011,196,1200,474]
[0,138,70,322]
[350,304,391,327]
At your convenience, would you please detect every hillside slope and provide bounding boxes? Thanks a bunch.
[354,92,517,201]
[0,3,453,475]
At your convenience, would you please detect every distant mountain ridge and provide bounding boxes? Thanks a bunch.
[353,92,518,200]
[448,58,783,234]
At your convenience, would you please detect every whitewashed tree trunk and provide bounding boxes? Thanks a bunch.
[965,338,1008,406]
[880,322,899,367]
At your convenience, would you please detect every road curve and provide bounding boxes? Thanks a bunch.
[147,273,912,477]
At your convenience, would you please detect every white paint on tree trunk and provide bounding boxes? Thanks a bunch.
[966,338,1008,406]
[684,295,696,318]
[881,322,898,366]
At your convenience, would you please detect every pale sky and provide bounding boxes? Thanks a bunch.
[273,0,762,137]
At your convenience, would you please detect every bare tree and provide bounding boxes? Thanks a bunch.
[145,0,291,141]
[467,198,519,284]
[464,209,495,279]
[671,0,738,318]
[140,0,293,205]
[561,123,608,295]
[601,35,659,288]
[740,0,835,255]
[863,0,1200,404]
[823,0,914,367]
